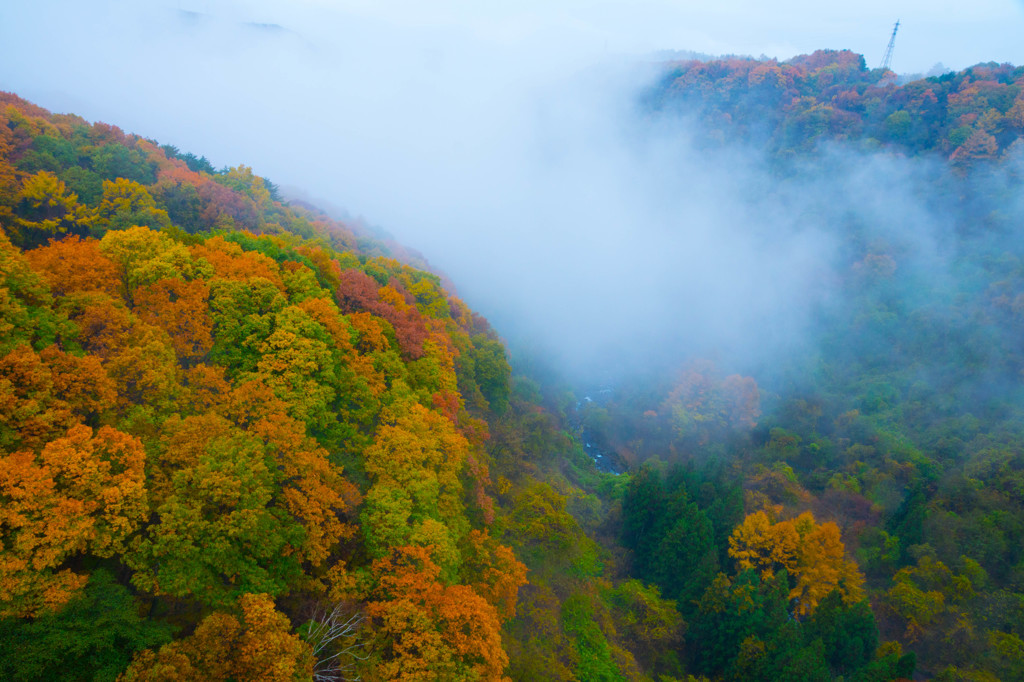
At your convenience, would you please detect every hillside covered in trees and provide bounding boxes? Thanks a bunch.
[649,49,1024,163]
[1,47,1024,682]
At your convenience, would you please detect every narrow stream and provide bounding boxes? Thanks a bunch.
[572,388,625,475]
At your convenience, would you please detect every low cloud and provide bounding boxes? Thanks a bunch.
[0,1,1019,386]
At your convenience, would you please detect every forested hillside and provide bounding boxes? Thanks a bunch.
[0,90,615,681]
[1,47,1024,682]
[649,49,1024,163]
[567,51,1024,680]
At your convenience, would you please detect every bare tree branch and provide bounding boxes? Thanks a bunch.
[303,602,371,682]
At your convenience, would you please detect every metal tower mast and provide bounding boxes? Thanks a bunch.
[879,20,900,71]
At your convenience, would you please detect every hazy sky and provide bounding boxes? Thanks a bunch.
[1,1,1022,380]
[185,0,1024,73]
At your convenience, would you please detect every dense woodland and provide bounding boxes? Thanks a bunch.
[649,49,1024,163]
[1,48,1023,681]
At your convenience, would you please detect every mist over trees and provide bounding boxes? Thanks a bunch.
[1,37,1024,682]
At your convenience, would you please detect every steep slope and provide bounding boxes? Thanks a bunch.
[0,91,625,681]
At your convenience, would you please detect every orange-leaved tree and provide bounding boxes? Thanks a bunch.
[367,545,510,682]
[133,277,213,364]
[25,235,121,298]
[120,593,313,681]
[250,413,362,568]
[0,424,146,617]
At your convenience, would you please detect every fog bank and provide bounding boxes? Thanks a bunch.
[0,1,1019,384]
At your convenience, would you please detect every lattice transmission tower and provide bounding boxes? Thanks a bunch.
[879,20,900,71]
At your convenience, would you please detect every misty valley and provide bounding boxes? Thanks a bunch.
[2,46,1024,682]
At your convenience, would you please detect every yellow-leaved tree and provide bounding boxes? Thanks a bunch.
[728,510,864,616]
[10,171,92,247]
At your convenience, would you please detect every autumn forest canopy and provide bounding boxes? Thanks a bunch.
[1,48,1024,681]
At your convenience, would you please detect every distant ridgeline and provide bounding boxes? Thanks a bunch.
[648,49,1024,163]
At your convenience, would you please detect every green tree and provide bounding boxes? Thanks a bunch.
[207,276,287,374]
[803,590,879,676]
[0,570,172,682]
[127,426,303,607]
[621,464,666,571]
[469,333,511,413]
[651,489,719,616]
[688,570,789,677]
[561,593,627,682]
[609,580,684,677]
[88,142,156,185]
